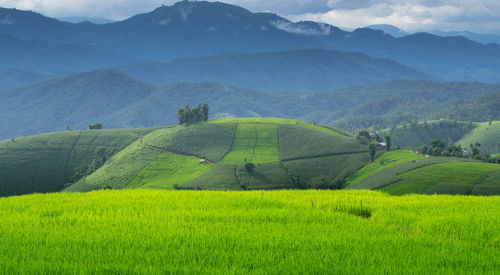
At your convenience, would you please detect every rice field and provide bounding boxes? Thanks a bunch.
[380,162,500,195]
[347,150,426,186]
[222,123,280,164]
[127,152,214,189]
[0,190,498,274]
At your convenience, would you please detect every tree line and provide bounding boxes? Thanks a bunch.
[418,139,499,163]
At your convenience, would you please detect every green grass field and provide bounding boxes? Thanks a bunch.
[126,152,214,189]
[380,162,500,195]
[347,150,426,186]
[457,121,500,154]
[222,123,279,164]
[0,190,498,274]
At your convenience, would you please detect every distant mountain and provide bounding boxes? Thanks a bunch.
[431,30,500,46]
[58,16,114,24]
[366,24,409,37]
[0,69,56,90]
[120,49,432,92]
[0,33,133,73]
[2,2,500,82]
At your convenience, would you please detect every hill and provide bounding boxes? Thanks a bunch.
[0,128,155,196]
[66,118,369,193]
[348,150,500,195]
[383,120,500,155]
[120,49,431,92]
[0,70,157,139]
[2,2,500,82]
[0,190,498,273]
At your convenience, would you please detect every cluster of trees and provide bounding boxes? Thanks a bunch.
[88,123,103,130]
[357,130,393,161]
[177,104,209,125]
[418,139,499,163]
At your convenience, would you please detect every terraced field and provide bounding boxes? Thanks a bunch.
[347,150,426,186]
[221,123,279,164]
[127,152,214,189]
[380,162,500,195]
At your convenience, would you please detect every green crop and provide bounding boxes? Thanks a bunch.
[347,150,426,186]
[222,123,279,164]
[0,190,498,274]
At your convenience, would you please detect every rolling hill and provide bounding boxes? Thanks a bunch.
[0,128,156,196]
[2,118,498,198]
[348,150,500,195]
[384,120,500,155]
[1,118,371,196]
[67,118,369,192]
[1,70,499,140]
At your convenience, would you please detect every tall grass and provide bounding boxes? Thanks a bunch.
[0,190,498,274]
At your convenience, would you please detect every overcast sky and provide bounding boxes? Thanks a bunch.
[2,0,500,34]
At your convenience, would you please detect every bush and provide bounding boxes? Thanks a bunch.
[88,123,103,130]
[244,162,255,173]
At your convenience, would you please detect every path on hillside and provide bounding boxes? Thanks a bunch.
[143,144,215,163]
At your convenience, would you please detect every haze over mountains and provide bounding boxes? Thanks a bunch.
[1,0,500,139]
[1,1,500,82]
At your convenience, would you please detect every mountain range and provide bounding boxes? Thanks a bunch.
[1,1,500,83]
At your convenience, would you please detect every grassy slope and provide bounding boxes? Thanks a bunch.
[0,129,154,196]
[348,157,474,191]
[346,150,426,186]
[127,152,214,190]
[380,162,500,195]
[221,123,279,164]
[457,121,500,154]
[65,127,178,192]
[0,190,498,274]
[210,117,351,136]
[278,124,365,161]
[165,123,236,162]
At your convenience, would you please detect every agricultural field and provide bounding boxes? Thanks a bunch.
[0,190,498,274]
[278,124,366,160]
[221,123,279,164]
[0,128,155,196]
[346,150,426,186]
[380,162,500,195]
[457,121,500,154]
[127,152,214,189]
[348,157,475,191]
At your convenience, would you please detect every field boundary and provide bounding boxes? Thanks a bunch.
[281,151,368,162]
[144,144,215,163]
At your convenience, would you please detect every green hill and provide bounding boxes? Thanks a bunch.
[383,120,500,155]
[348,150,500,195]
[457,121,500,155]
[2,118,499,197]
[0,128,155,196]
[66,118,369,192]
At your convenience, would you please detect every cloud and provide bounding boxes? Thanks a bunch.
[289,0,500,34]
[1,0,500,34]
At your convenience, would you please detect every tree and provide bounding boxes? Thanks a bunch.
[177,104,209,125]
[88,123,103,130]
[202,103,209,121]
[369,144,377,162]
[384,135,391,151]
[356,130,371,144]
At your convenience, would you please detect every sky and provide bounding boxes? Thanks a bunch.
[1,0,500,34]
